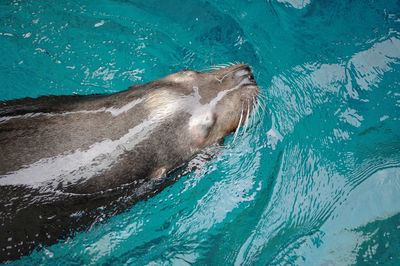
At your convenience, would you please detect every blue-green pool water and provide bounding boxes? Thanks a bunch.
[1,0,400,265]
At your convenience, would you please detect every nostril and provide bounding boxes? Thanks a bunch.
[248,73,255,81]
[233,67,256,84]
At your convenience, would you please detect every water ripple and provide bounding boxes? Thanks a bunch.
[1,0,400,265]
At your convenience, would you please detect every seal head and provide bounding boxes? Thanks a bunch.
[161,64,259,149]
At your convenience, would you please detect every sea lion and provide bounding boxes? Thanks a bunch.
[0,64,259,262]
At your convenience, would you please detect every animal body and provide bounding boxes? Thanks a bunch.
[0,64,259,262]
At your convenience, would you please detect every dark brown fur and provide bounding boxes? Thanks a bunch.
[0,64,258,262]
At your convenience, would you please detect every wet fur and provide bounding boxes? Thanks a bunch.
[0,64,259,262]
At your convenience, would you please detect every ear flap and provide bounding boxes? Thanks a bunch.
[188,111,216,145]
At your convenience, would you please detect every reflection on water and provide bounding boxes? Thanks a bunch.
[0,0,399,264]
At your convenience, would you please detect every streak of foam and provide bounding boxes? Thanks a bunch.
[276,0,311,9]
[348,37,400,91]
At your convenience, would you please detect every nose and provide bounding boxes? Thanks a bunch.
[233,65,255,84]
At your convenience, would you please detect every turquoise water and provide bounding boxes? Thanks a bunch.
[1,0,400,264]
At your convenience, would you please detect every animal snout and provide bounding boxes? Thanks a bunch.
[233,65,255,85]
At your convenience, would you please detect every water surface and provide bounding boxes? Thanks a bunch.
[0,0,400,265]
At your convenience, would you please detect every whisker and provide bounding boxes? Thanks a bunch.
[220,63,231,68]
[252,97,259,123]
[255,71,261,81]
[249,104,257,130]
[251,103,260,124]
[232,103,244,144]
[259,100,266,119]
[251,101,256,120]
[252,97,260,126]
[206,63,230,72]
[215,67,242,83]
[257,97,266,114]
[259,94,268,110]
[257,92,268,100]
[255,98,267,130]
[243,101,251,134]
[200,67,213,72]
